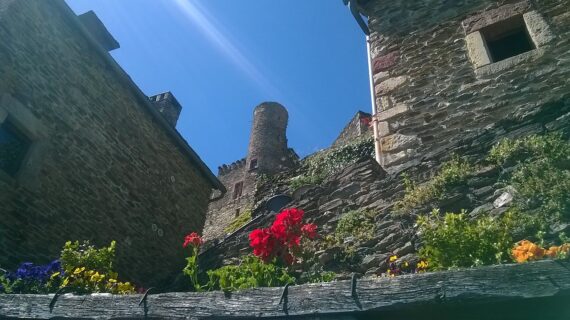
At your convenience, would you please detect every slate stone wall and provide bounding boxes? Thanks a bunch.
[332,111,373,148]
[360,0,570,174]
[0,0,214,288]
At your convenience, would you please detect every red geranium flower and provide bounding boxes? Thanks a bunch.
[183,232,203,248]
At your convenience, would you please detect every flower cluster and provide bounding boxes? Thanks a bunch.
[184,232,203,248]
[385,255,429,277]
[183,232,204,292]
[249,208,318,265]
[7,260,63,284]
[512,240,570,263]
[61,267,135,294]
[1,260,63,293]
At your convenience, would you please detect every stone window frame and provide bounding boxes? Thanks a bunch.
[0,94,48,191]
[249,158,258,171]
[463,1,555,75]
[232,181,244,200]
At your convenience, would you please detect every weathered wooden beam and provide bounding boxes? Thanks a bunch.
[0,260,569,319]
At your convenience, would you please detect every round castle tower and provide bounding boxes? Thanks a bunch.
[246,102,292,174]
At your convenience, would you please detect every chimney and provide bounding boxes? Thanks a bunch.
[149,92,183,127]
[78,11,120,52]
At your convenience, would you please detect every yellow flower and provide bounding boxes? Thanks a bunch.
[403,261,409,268]
[389,255,398,262]
[73,267,85,275]
[62,277,70,287]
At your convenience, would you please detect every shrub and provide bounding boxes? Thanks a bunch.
[394,156,474,212]
[206,256,295,292]
[291,137,374,188]
[488,134,570,223]
[417,209,520,270]
[224,210,252,234]
[60,241,135,294]
[335,209,376,243]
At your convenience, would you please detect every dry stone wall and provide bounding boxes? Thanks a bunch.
[0,1,215,288]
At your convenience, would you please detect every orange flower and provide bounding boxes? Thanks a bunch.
[512,240,545,263]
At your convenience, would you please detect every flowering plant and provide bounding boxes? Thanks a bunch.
[0,260,63,294]
[183,232,204,291]
[512,240,570,263]
[249,208,318,265]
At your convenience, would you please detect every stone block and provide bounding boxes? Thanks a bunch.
[376,103,409,122]
[372,51,399,73]
[376,121,390,137]
[524,11,555,47]
[465,31,491,68]
[373,71,390,84]
[375,76,408,96]
[380,134,420,153]
[462,0,532,34]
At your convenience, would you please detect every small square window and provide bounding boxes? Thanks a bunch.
[249,159,258,170]
[481,16,535,63]
[0,119,31,177]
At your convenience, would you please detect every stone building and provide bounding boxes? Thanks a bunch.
[0,0,225,287]
[204,102,298,241]
[331,111,373,147]
[347,0,570,174]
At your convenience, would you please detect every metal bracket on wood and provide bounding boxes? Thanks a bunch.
[351,273,358,298]
[351,273,362,310]
[49,287,71,313]
[278,283,290,315]
[138,287,155,318]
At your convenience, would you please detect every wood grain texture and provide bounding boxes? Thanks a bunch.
[0,260,569,319]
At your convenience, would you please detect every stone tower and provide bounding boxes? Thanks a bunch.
[203,102,298,241]
[246,102,294,174]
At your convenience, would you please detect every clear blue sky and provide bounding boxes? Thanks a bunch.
[66,0,371,171]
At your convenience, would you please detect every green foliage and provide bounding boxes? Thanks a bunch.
[60,241,135,294]
[289,174,326,190]
[395,156,474,212]
[488,134,570,223]
[291,137,374,189]
[224,210,252,234]
[299,269,336,284]
[487,133,570,166]
[60,240,116,275]
[417,210,522,270]
[335,209,376,243]
[206,256,295,292]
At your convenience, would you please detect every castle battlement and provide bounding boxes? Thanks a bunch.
[218,158,246,176]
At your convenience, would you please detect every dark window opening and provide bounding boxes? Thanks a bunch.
[233,181,244,199]
[481,15,535,63]
[0,119,31,177]
[249,159,258,170]
[235,209,240,217]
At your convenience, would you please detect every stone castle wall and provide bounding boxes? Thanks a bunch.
[204,102,297,241]
[361,0,570,174]
[0,0,216,288]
